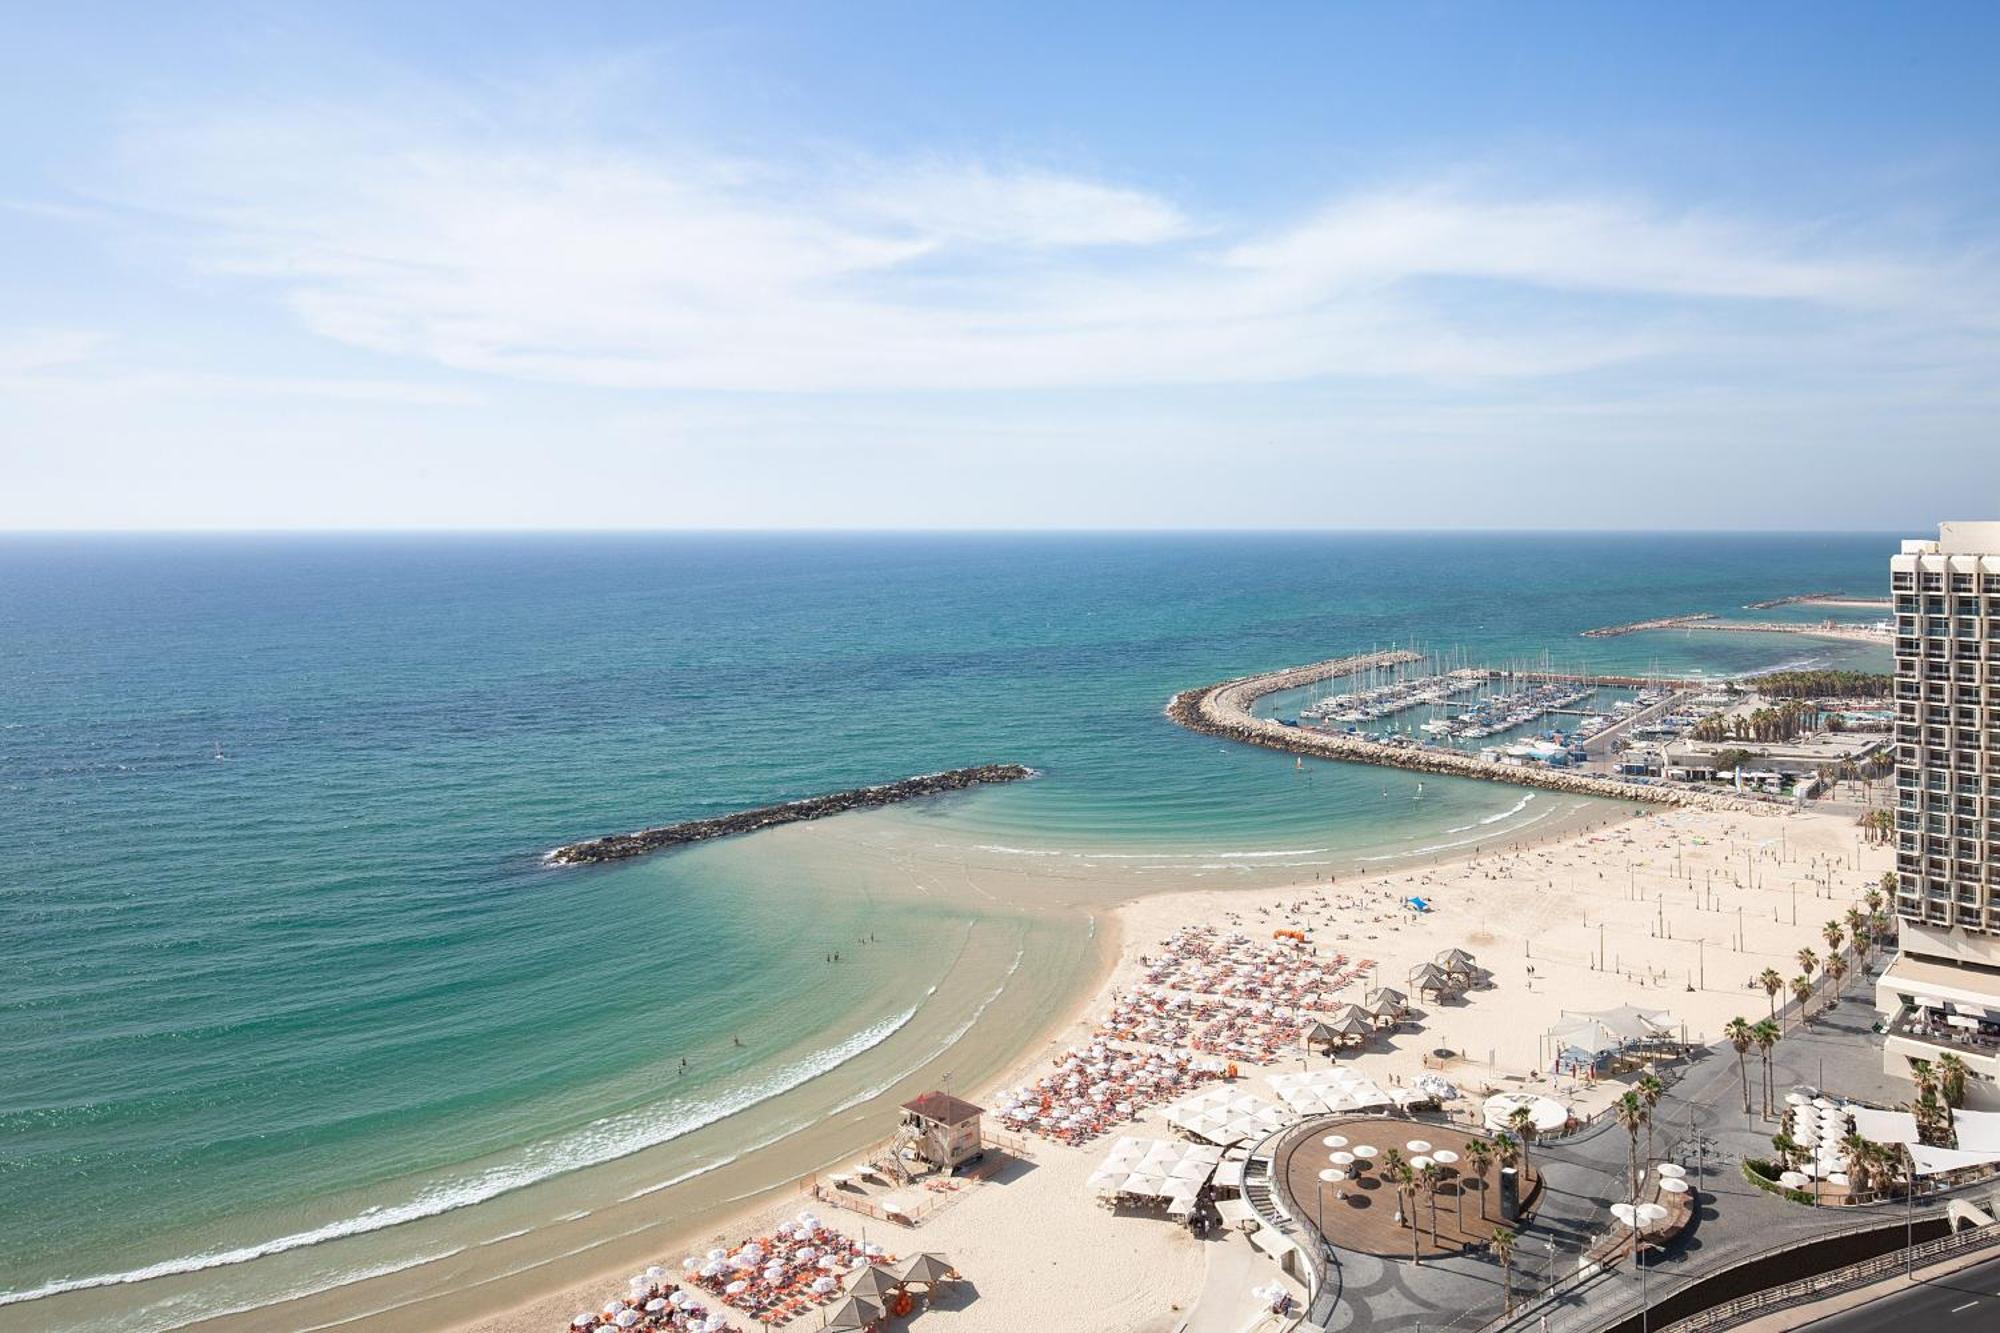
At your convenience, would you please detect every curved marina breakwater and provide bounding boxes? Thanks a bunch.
[546,764,1035,864]
[1167,654,1764,814]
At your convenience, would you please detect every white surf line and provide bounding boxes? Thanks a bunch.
[0,1009,923,1310]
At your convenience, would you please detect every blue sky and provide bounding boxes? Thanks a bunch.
[3,2,1996,529]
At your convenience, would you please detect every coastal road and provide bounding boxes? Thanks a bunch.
[1802,1252,2000,1331]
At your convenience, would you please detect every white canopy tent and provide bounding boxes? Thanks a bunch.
[1091,1136,1224,1202]
[1952,1108,2000,1154]
[1483,1093,1569,1134]
[1162,1088,1296,1147]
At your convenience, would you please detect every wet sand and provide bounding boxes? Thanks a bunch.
[137,788,1625,1333]
[466,802,1884,1333]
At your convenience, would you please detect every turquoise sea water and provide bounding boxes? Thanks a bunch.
[0,533,1892,1328]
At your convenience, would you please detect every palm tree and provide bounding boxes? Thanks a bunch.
[1637,1072,1665,1170]
[1389,1156,1420,1263]
[1493,1225,1517,1314]
[1725,1017,1755,1115]
[1508,1103,1536,1182]
[1790,974,1814,1023]
[1844,905,1867,940]
[1418,1159,1443,1247]
[1797,946,1818,983]
[1936,1053,1970,1109]
[1867,882,1887,913]
[1463,1139,1494,1219]
[1752,1019,1779,1118]
[1822,920,1844,956]
[1613,1091,1648,1197]
[1760,968,1785,1030]
[1826,955,1849,996]
[1771,1131,1803,1172]
[1494,1132,1521,1198]
[1839,1133,1876,1195]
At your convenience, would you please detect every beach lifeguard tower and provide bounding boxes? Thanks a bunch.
[897,1091,985,1172]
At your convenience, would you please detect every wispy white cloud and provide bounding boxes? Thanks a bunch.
[96,96,1995,400]
[0,328,479,405]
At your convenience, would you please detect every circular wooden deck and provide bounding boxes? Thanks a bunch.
[1276,1116,1542,1260]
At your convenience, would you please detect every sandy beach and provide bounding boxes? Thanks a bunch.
[467,801,1888,1333]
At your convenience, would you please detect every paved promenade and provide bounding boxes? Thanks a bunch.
[1292,965,1979,1333]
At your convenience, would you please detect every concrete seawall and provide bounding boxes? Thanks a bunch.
[546,764,1035,864]
[1167,658,1767,814]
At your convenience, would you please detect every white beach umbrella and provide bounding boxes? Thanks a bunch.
[1657,1163,1686,1179]
[645,1266,666,1282]
[1637,1203,1669,1226]
[613,1312,642,1329]
[1352,1144,1378,1160]
[724,1279,748,1296]
[681,1257,699,1271]
[1658,1177,1689,1195]
[571,1316,594,1329]
[707,1248,726,1261]
[1411,1155,1435,1170]
[1433,1150,1459,1166]
[1319,1168,1348,1183]
[1330,1151,1355,1166]
[1406,1139,1432,1153]
[645,1298,667,1313]
[1322,1134,1349,1148]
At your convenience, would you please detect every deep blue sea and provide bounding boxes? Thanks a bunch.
[0,533,1892,1330]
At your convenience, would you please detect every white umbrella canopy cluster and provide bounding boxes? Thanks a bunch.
[1089,1135,1224,1211]
[1269,1067,1394,1115]
[1783,1099,1858,1181]
[1162,1087,1295,1146]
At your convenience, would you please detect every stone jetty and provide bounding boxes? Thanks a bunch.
[1167,659,1766,814]
[1581,613,1888,644]
[547,764,1035,865]
[1581,613,1718,638]
[1744,591,1888,610]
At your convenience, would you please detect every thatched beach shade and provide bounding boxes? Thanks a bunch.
[1409,961,1454,1001]
[845,1264,902,1304]
[1333,1012,1374,1044]
[1366,986,1408,1011]
[893,1252,957,1286]
[1437,947,1478,976]
[821,1293,884,1331]
[1327,1002,1369,1026]
[1304,1020,1338,1052]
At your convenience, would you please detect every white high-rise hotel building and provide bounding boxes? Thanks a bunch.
[1877,521,2000,1108]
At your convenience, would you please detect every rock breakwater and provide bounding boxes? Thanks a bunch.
[547,764,1035,864]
